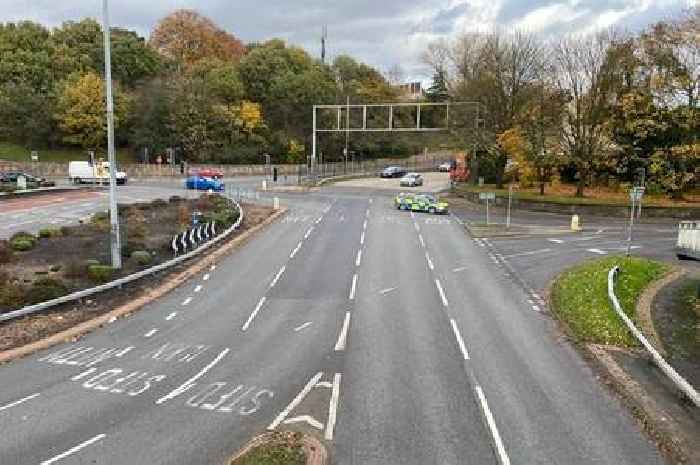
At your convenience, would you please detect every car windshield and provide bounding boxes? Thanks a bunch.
[1,3,693,465]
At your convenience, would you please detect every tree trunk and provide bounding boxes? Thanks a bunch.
[575,177,585,197]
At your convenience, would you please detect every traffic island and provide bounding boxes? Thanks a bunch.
[550,256,700,465]
[228,432,327,465]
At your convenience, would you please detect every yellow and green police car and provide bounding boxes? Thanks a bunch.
[395,193,449,214]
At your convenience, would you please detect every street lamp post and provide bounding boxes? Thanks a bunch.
[102,0,121,269]
[627,186,645,257]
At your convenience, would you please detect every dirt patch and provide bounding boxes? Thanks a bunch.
[0,202,274,353]
[228,432,326,465]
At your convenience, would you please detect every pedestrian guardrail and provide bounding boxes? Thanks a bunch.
[677,221,700,260]
[0,199,244,323]
[607,266,700,407]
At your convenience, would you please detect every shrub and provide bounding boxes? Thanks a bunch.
[60,226,73,236]
[0,283,24,308]
[38,228,61,238]
[25,278,67,304]
[64,260,88,279]
[0,241,12,263]
[91,211,109,223]
[152,198,168,208]
[11,239,35,251]
[88,265,114,283]
[169,195,184,203]
[130,250,152,266]
[10,231,36,243]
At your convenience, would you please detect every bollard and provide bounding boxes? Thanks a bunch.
[262,180,267,191]
[273,197,280,210]
[571,214,582,231]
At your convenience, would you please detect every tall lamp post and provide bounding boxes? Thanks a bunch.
[102,0,121,269]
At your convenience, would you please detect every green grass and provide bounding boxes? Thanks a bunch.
[0,142,136,164]
[232,443,305,465]
[551,256,669,347]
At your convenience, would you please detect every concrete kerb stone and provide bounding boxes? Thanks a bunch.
[227,432,328,465]
[0,207,288,365]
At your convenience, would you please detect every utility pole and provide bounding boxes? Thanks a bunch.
[102,0,121,269]
[345,96,349,174]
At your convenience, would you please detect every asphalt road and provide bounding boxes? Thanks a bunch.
[0,186,666,465]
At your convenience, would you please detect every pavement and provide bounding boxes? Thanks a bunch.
[0,183,669,465]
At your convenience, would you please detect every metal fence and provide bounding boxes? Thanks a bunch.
[607,266,699,407]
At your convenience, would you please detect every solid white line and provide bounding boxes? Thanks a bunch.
[547,238,564,244]
[304,227,314,239]
[435,279,448,307]
[290,242,302,258]
[203,274,210,281]
[294,322,313,332]
[587,248,607,255]
[194,285,203,293]
[502,248,552,259]
[270,266,286,288]
[268,372,323,430]
[363,219,368,230]
[425,252,434,270]
[0,393,40,412]
[155,348,230,405]
[181,297,192,306]
[165,312,177,321]
[452,266,467,272]
[325,373,342,440]
[349,274,358,300]
[475,386,511,465]
[379,287,396,295]
[334,312,351,351]
[418,234,425,247]
[283,415,324,430]
[414,222,420,232]
[450,319,470,360]
[40,433,107,465]
[144,329,158,338]
[355,249,362,267]
[360,231,365,245]
[242,297,267,331]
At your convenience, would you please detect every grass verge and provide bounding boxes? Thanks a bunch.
[231,432,305,465]
[0,141,136,164]
[550,256,669,347]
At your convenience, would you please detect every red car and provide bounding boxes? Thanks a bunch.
[193,168,224,179]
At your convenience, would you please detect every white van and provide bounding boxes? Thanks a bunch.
[68,161,128,185]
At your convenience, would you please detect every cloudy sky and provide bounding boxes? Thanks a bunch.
[1,0,694,80]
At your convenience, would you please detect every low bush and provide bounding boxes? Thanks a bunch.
[10,231,36,243]
[59,226,72,236]
[87,264,114,283]
[152,198,168,208]
[0,282,24,308]
[0,241,12,263]
[169,195,184,203]
[64,260,88,279]
[130,250,152,266]
[11,239,35,251]
[38,228,62,238]
[25,278,68,304]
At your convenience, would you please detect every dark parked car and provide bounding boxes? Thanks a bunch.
[380,166,408,178]
[0,171,55,187]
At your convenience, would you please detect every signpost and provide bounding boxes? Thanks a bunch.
[627,186,645,256]
[479,192,495,225]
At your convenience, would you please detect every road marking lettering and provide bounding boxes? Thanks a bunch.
[39,345,132,368]
[40,433,107,465]
[186,382,273,415]
[355,249,362,267]
[587,248,607,255]
[156,348,230,405]
[270,266,286,288]
[181,297,192,306]
[76,368,166,396]
[425,252,434,270]
[360,231,365,245]
[532,305,541,312]
[194,285,203,293]
[210,265,216,271]
[450,319,470,360]
[242,296,267,331]
[349,274,358,300]
[145,343,210,364]
[290,242,302,258]
[379,287,396,295]
[325,373,342,440]
[165,312,177,321]
[334,312,351,351]
[435,279,449,307]
[0,393,40,412]
[203,274,210,281]
[268,372,323,430]
[294,322,313,332]
[475,386,511,465]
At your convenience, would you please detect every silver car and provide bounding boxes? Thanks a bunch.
[400,173,423,187]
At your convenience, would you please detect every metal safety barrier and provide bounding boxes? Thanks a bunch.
[608,266,700,407]
[0,198,244,323]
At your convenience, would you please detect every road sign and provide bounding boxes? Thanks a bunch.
[30,151,39,162]
[630,187,645,202]
[479,192,495,200]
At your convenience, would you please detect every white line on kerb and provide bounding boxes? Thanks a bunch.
[40,433,107,465]
[360,231,365,245]
[144,328,158,338]
[181,297,192,306]
[270,266,286,288]
[156,348,230,405]
[165,312,177,321]
[242,296,267,331]
[349,274,358,300]
[0,393,40,412]
[290,242,302,258]
[425,252,434,270]
[268,372,323,430]
[475,386,511,465]
[325,373,342,440]
[194,285,203,293]
[334,312,351,351]
[203,273,210,281]
[450,319,470,360]
[355,249,362,267]
[418,234,425,248]
[435,279,448,307]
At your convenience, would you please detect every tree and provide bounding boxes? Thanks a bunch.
[0,21,53,90]
[150,10,245,68]
[426,69,449,102]
[54,72,130,149]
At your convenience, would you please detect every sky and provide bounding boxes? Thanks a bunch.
[0,0,694,81]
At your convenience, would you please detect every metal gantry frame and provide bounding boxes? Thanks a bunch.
[310,101,485,176]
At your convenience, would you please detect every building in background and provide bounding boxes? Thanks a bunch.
[397,82,424,100]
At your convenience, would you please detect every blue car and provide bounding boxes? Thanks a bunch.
[185,176,225,191]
